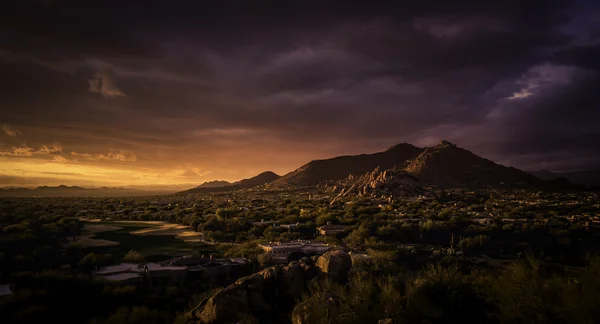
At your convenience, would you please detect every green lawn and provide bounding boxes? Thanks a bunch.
[89,222,217,261]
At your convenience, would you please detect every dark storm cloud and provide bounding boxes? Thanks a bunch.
[1,0,600,184]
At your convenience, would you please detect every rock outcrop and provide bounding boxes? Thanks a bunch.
[194,252,352,324]
[316,250,352,283]
[330,166,432,204]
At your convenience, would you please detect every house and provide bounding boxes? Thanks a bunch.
[259,241,331,263]
[160,255,251,285]
[317,223,348,235]
[280,223,302,232]
[252,219,279,227]
[0,284,12,297]
[472,218,493,226]
[501,218,529,225]
[93,263,145,284]
[93,262,187,286]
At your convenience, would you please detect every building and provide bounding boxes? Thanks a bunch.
[316,222,348,235]
[280,223,302,232]
[252,219,279,227]
[159,255,251,285]
[472,218,493,226]
[93,263,146,284]
[93,262,187,286]
[0,284,12,297]
[259,241,331,263]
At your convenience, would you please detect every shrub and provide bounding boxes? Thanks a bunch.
[123,250,145,263]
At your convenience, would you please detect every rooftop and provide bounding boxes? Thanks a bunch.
[102,273,142,282]
[0,284,12,297]
[94,262,186,275]
[94,262,142,275]
[259,240,329,248]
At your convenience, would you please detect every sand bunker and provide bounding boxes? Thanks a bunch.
[130,223,188,235]
[129,223,204,242]
[175,231,204,242]
[83,224,123,233]
[114,220,166,225]
[71,223,122,247]
[80,218,102,222]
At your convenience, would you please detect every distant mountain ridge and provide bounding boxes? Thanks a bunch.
[195,180,232,188]
[0,185,170,197]
[16,141,579,197]
[178,171,281,195]
[529,168,600,188]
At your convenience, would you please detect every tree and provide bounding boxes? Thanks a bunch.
[79,252,114,268]
[216,207,237,220]
[123,250,145,263]
[344,224,370,248]
[257,252,274,267]
[316,213,336,226]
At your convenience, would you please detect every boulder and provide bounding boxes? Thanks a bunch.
[196,284,249,323]
[282,261,307,299]
[236,272,265,290]
[316,250,352,283]
[291,299,312,324]
[291,291,340,324]
[195,259,320,323]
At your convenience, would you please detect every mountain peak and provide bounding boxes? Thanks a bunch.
[256,171,279,177]
[437,140,457,148]
[196,180,231,189]
[404,141,542,188]
[385,142,417,152]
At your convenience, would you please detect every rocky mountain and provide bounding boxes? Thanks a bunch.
[0,185,167,197]
[195,180,232,188]
[329,166,432,204]
[178,171,281,195]
[530,168,600,188]
[273,143,423,186]
[404,141,544,188]
[274,140,565,190]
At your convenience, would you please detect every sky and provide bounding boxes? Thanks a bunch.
[1,0,600,187]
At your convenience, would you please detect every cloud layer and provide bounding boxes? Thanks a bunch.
[0,1,599,186]
[2,124,20,137]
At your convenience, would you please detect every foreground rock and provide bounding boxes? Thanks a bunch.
[316,250,352,283]
[194,251,352,324]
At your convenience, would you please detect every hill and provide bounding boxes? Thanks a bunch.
[404,141,543,188]
[273,143,423,186]
[530,168,600,188]
[0,185,170,197]
[178,171,281,194]
[195,180,231,188]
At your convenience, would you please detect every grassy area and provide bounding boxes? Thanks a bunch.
[89,222,217,261]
